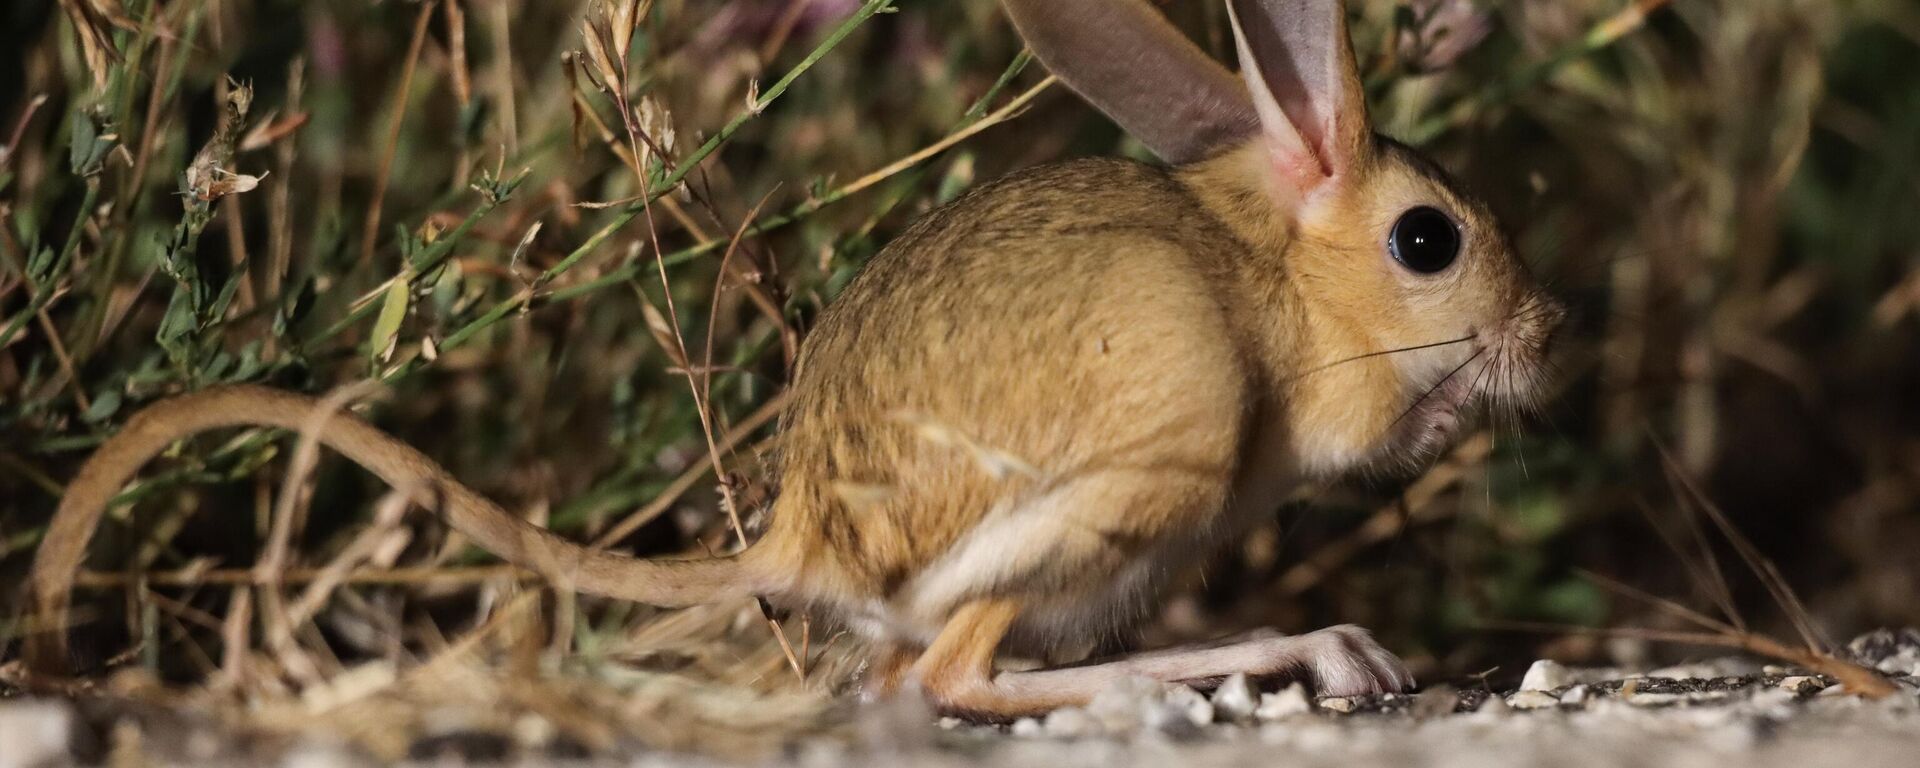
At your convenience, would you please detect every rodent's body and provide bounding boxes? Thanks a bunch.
[766,158,1263,653]
[28,0,1564,716]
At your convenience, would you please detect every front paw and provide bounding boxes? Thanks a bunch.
[1275,624,1415,697]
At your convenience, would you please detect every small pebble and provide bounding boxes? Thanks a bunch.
[1845,628,1920,676]
[1778,676,1824,695]
[1212,673,1259,723]
[1319,697,1356,714]
[511,714,556,750]
[282,742,373,768]
[1559,685,1590,705]
[1010,718,1044,738]
[0,701,78,768]
[1520,659,1575,692]
[1042,707,1099,738]
[1087,676,1162,732]
[937,716,965,730]
[1142,700,1203,737]
[1507,690,1559,710]
[1165,685,1215,727]
[1255,684,1313,721]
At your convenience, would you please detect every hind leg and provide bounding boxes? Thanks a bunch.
[907,597,1078,717]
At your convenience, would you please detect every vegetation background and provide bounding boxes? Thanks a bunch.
[1,0,1917,751]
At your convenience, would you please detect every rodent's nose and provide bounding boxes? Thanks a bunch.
[1528,292,1569,349]
[1540,294,1568,331]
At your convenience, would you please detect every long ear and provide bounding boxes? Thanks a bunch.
[1227,0,1372,190]
[1002,0,1258,165]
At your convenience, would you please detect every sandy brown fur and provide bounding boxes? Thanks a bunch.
[765,159,1258,625]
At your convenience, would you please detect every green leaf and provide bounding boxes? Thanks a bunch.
[68,110,97,173]
[82,388,123,423]
[370,272,412,364]
[232,341,266,380]
[156,288,196,357]
[27,247,55,283]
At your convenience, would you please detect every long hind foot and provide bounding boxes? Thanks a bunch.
[996,624,1414,702]
[905,604,1412,718]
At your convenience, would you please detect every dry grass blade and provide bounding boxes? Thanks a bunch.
[2,93,48,164]
[831,74,1055,200]
[1492,435,1897,698]
[700,188,782,437]
[59,0,136,90]
[1630,498,1746,632]
[358,0,439,266]
[255,380,384,687]
[1571,567,1735,635]
[1650,436,1830,652]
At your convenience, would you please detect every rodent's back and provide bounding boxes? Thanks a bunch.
[764,158,1255,605]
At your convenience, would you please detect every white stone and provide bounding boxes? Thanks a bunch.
[1778,676,1823,694]
[1319,696,1356,713]
[511,713,555,748]
[1042,707,1099,738]
[281,743,373,768]
[1255,684,1313,721]
[1087,676,1163,732]
[1559,685,1590,705]
[1520,659,1575,692]
[0,702,76,768]
[1164,685,1215,726]
[1211,673,1259,723]
[1010,717,1044,738]
[1507,690,1560,710]
[1141,700,1202,737]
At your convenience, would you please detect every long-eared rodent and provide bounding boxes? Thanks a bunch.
[27,0,1562,716]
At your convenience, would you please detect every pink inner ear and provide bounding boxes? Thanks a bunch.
[1266,137,1332,197]
[1229,0,1371,201]
[1230,0,1340,200]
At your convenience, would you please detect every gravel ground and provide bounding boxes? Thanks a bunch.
[5,630,1919,768]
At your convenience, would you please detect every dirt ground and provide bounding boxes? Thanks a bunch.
[5,643,1919,768]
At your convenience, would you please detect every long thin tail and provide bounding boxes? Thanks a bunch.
[26,384,769,676]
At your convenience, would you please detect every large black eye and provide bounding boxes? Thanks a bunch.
[1388,206,1460,274]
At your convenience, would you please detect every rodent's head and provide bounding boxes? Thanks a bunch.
[1008,0,1563,472]
[1265,139,1565,471]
